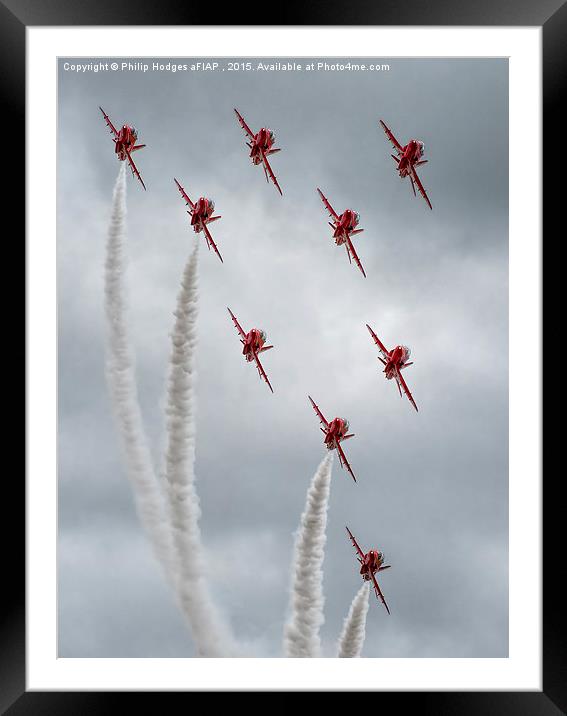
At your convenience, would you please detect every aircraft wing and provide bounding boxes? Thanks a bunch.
[336,440,357,482]
[396,368,419,412]
[252,349,274,393]
[202,222,223,263]
[411,166,432,210]
[366,324,390,360]
[234,108,255,139]
[370,571,391,615]
[126,150,146,190]
[345,236,366,278]
[99,106,118,138]
[174,178,195,209]
[379,119,403,155]
[261,149,283,196]
[308,396,329,428]
[317,188,339,221]
[227,308,247,341]
[346,526,366,561]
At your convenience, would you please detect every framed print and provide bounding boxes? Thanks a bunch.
[8,0,561,710]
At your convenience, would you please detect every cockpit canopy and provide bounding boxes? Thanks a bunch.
[130,127,138,140]
[268,129,275,142]
[259,329,267,343]
[340,418,350,432]
[353,211,360,226]
[206,198,215,212]
[402,346,411,360]
[418,141,425,157]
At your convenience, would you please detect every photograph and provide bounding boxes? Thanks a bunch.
[57,55,509,659]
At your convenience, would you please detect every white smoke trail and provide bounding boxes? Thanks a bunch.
[337,583,370,658]
[283,453,333,657]
[163,241,237,657]
[103,164,176,582]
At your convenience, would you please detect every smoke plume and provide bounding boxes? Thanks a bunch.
[283,453,333,657]
[103,164,176,582]
[162,241,237,657]
[337,583,370,658]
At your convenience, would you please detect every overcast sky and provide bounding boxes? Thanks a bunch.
[57,57,508,658]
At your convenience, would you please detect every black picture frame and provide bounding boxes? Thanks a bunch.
[8,0,560,710]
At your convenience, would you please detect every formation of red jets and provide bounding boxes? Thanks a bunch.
[100,105,433,615]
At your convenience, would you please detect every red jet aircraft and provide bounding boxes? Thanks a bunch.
[366,324,418,412]
[346,526,391,614]
[174,178,223,263]
[228,308,274,393]
[234,108,283,195]
[317,189,367,277]
[379,119,432,210]
[308,396,357,482]
[99,107,147,190]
